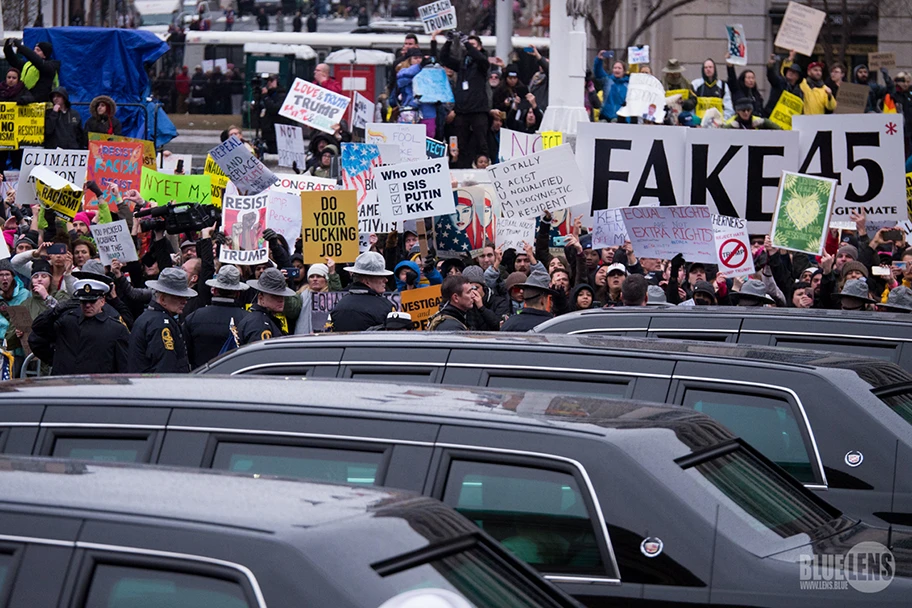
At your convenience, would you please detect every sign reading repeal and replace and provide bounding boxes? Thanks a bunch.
[376,157,454,222]
[418,0,457,34]
[220,193,270,265]
[488,144,588,220]
[140,167,212,205]
[279,77,351,135]
[92,220,138,265]
[209,136,277,196]
[301,190,359,263]
[18,148,88,206]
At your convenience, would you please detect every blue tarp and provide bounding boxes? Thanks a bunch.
[23,27,178,148]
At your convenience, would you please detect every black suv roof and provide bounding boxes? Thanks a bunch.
[541,306,912,324]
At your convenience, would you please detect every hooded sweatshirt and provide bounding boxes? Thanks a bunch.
[726,65,765,116]
[691,60,734,120]
[85,95,123,136]
[44,87,85,150]
[570,284,597,311]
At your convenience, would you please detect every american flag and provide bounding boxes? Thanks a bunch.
[435,213,472,256]
[341,143,382,206]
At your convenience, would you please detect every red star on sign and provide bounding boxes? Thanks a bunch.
[886,122,898,135]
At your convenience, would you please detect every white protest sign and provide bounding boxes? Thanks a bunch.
[272,173,337,194]
[341,143,400,235]
[592,208,629,249]
[366,123,426,163]
[618,73,666,123]
[495,217,535,252]
[794,114,906,225]
[157,153,193,175]
[499,129,542,162]
[899,219,912,239]
[726,24,747,66]
[377,144,401,165]
[774,1,826,57]
[275,124,306,168]
[684,128,799,234]
[352,91,374,131]
[628,45,649,65]
[209,136,277,196]
[418,0,457,34]
[621,206,716,262]
[279,77,351,135]
[92,220,138,265]
[488,144,588,220]
[201,59,213,73]
[220,193,270,265]
[215,58,228,73]
[712,215,753,278]
[266,190,303,247]
[376,157,454,222]
[18,148,88,206]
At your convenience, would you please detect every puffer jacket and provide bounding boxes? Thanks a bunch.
[84,95,123,136]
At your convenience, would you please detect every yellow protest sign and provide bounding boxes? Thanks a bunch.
[541,131,562,149]
[88,133,157,169]
[205,154,229,208]
[769,91,804,130]
[301,190,359,263]
[906,172,912,220]
[666,88,691,100]
[0,103,17,149]
[400,284,443,330]
[33,167,83,219]
[694,96,724,119]
[17,103,45,147]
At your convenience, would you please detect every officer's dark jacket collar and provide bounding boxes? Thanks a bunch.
[347,281,384,296]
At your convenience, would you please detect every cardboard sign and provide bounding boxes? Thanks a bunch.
[400,284,443,330]
[7,305,32,355]
[868,52,896,72]
[32,166,83,220]
[157,153,193,175]
[621,206,716,262]
[618,73,666,123]
[499,129,542,162]
[366,123,426,163]
[275,124,307,168]
[140,168,212,205]
[92,219,138,265]
[18,148,88,206]
[265,190,303,248]
[592,208,628,249]
[412,66,455,103]
[88,133,156,169]
[774,1,826,57]
[834,82,869,114]
[220,193,270,265]
[495,217,535,252]
[770,171,837,255]
[352,91,374,131]
[209,136,277,196]
[279,77,351,135]
[726,24,747,66]
[488,144,588,220]
[341,143,399,234]
[376,157,453,222]
[418,0,456,34]
[301,190,359,263]
[794,114,906,225]
[426,138,447,159]
[0,103,17,149]
[627,45,649,65]
[271,173,337,194]
[204,154,229,208]
[85,140,144,209]
[712,215,753,278]
[16,103,44,147]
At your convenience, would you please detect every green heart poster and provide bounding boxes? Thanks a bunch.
[771,171,837,255]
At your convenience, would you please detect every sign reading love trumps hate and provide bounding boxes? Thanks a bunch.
[487,145,587,220]
[376,157,454,222]
[279,78,351,135]
[209,136,276,196]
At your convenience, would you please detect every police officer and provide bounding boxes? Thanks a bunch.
[29,278,130,374]
[73,259,134,328]
[500,267,557,332]
[328,252,395,332]
[237,267,294,344]
[183,265,249,368]
[128,267,197,373]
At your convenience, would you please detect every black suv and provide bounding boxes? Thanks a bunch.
[533,307,912,371]
[198,333,912,526]
[0,456,578,607]
[1,376,911,606]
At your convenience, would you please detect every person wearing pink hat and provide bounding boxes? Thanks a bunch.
[71,210,95,238]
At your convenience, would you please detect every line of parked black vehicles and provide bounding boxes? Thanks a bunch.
[2,306,912,606]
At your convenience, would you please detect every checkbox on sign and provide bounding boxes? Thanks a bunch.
[391,194,401,204]
[390,183,399,193]
[393,206,402,215]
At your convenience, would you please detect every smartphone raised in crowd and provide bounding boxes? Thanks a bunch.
[283,267,301,279]
[47,244,67,255]
[449,136,458,153]
[882,229,903,242]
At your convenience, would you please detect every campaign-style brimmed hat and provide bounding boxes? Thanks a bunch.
[737,279,774,302]
[662,59,685,73]
[881,286,912,312]
[345,251,393,277]
[247,267,295,297]
[146,267,198,298]
[840,278,876,303]
[205,265,249,291]
[516,267,557,296]
[72,278,109,301]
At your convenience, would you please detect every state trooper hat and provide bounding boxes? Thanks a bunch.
[345,251,393,277]
[146,267,198,298]
[73,259,113,286]
[73,278,110,301]
[205,265,249,291]
[247,267,295,297]
[840,278,876,303]
[517,266,557,297]
[881,286,912,312]
[737,279,774,302]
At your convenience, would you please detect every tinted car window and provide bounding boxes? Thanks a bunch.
[0,552,13,597]
[211,442,382,484]
[772,337,898,361]
[348,370,435,383]
[877,389,912,425]
[682,389,815,484]
[485,374,628,398]
[52,437,151,463]
[83,564,249,608]
[442,460,608,576]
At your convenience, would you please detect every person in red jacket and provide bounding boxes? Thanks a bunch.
[175,66,190,113]
[313,63,342,94]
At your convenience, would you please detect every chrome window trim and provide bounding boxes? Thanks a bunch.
[0,533,75,548]
[229,361,338,375]
[338,361,444,367]
[435,441,621,585]
[648,328,737,334]
[166,426,436,447]
[567,328,648,335]
[673,375,828,488]
[0,422,40,427]
[544,575,620,584]
[739,329,912,343]
[40,423,166,430]
[446,362,671,380]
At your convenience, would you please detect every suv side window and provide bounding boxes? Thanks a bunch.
[680,388,817,484]
[82,564,250,608]
[483,372,630,398]
[440,459,611,577]
[49,433,156,463]
[0,551,15,598]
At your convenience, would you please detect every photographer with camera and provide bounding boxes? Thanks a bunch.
[439,30,491,169]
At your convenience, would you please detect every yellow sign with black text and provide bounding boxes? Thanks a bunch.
[35,179,83,219]
[301,190,359,264]
[769,91,804,130]
[400,284,443,330]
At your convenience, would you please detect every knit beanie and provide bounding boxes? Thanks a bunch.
[841,260,868,280]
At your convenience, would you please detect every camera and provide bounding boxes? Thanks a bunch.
[135,202,219,235]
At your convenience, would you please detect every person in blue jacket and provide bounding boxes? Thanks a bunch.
[396,48,437,137]
[592,52,629,121]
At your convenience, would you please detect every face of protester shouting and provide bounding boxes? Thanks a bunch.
[792,287,814,308]
[612,61,625,78]
[607,270,625,291]
[73,243,92,268]
[477,246,496,270]
[259,292,285,313]
[600,247,617,265]
[743,70,756,89]
[0,270,14,298]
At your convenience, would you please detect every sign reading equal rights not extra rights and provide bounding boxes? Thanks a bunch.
[279,77,351,135]
[621,206,716,262]
[376,156,454,223]
[488,144,588,220]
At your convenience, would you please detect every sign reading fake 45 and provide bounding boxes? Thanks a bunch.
[794,114,906,226]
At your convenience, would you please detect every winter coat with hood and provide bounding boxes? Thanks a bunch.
[570,284,597,311]
[85,95,123,136]
[439,39,491,114]
[726,64,765,117]
[396,63,436,119]
[691,60,734,120]
[4,40,59,103]
[592,57,628,121]
[393,259,442,291]
[44,87,85,150]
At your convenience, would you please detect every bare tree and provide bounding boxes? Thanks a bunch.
[622,0,699,52]
[450,0,492,34]
[584,0,698,56]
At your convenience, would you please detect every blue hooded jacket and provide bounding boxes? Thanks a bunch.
[592,57,628,121]
[394,259,442,291]
[397,64,436,119]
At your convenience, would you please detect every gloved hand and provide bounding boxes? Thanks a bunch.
[213,231,228,246]
[262,228,279,242]
[670,253,685,275]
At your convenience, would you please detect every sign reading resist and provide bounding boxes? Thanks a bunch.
[376,157,454,222]
[487,144,587,220]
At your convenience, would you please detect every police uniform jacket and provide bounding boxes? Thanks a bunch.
[499,307,554,332]
[183,298,248,369]
[237,304,283,344]
[29,301,130,375]
[328,282,395,332]
[128,301,190,373]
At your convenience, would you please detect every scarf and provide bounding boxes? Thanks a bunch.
[805,78,826,89]
[0,80,24,101]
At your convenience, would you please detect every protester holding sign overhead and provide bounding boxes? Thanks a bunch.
[438,31,491,169]
[765,53,804,124]
[592,53,628,122]
[726,55,765,117]
[3,39,59,104]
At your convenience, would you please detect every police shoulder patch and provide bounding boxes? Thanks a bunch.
[161,327,175,351]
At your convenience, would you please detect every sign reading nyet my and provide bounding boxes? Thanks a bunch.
[376,157,453,222]
[488,144,587,220]
[92,220,138,265]
[279,77,350,134]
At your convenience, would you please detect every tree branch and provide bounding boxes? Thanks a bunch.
[624,0,698,50]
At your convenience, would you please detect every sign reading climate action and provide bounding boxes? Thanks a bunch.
[279,78,351,135]
[301,190,359,263]
[18,148,88,206]
[376,157,454,222]
[488,144,587,219]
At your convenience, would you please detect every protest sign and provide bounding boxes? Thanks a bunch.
[92,220,138,265]
[444,185,496,253]
[900,219,912,240]
[618,73,666,123]
[204,154,229,208]
[400,285,443,330]
[499,129,542,162]
[794,114,906,225]
[341,143,400,234]
[712,215,753,278]
[770,171,837,255]
[627,45,649,65]
[352,91,374,130]
[16,103,44,147]
[220,193,270,265]
[279,77,350,134]
[495,217,535,252]
[209,136,277,196]
[418,0,456,34]
[906,172,912,221]
[869,52,896,72]
[592,209,628,249]
[769,91,804,130]
[726,24,747,66]
[18,148,88,206]
[272,173,337,194]
[301,190,359,263]
[376,156,453,222]
[265,190,303,248]
[413,66,455,103]
[488,144,588,220]
[834,82,869,114]
[774,1,826,57]
[157,153,193,175]
[275,124,307,168]
[366,123,426,162]
[85,140,144,209]
[7,305,32,355]
[32,166,83,220]
[0,103,16,149]
[541,131,562,149]
[426,138,447,159]
[88,133,156,169]
[621,206,716,262]
[140,168,212,205]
